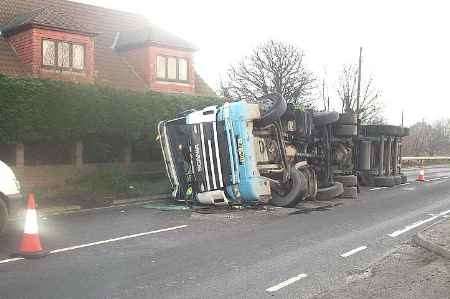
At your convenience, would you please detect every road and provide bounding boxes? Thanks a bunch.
[0,166,449,299]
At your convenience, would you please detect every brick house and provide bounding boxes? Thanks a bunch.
[0,0,214,95]
[0,0,216,194]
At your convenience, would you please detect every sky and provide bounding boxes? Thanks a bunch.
[76,0,450,126]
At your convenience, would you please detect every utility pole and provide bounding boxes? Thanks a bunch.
[356,47,362,120]
[401,110,404,128]
[322,79,326,111]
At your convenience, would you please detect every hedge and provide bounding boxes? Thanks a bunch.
[0,75,221,146]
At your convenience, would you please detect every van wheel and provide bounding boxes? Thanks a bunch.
[0,198,8,235]
[270,168,306,207]
[255,94,287,128]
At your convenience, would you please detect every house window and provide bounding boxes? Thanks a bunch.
[156,56,166,79]
[42,40,56,66]
[57,42,70,68]
[178,58,188,81]
[156,55,189,82]
[42,39,85,70]
[72,44,85,70]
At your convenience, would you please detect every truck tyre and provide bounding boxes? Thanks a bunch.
[334,175,357,187]
[400,173,408,184]
[340,186,358,199]
[338,112,357,125]
[316,182,344,201]
[255,94,287,128]
[366,125,403,137]
[335,124,357,137]
[374,176,395,187]
[402,127,410,136]
[312,111,339,127]
[0,198,8,235]
[393,175,402,185]
[270,167,306,207]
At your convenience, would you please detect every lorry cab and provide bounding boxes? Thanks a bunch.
[158,101,271,205]
[0,160,23,233]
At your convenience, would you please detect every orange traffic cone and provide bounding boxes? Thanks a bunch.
[416,169,425,182]
[14,193,48,258]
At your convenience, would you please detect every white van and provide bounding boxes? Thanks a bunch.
[0,160,23,233]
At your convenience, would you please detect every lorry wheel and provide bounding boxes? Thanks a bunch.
[402,127,410,137]
[400,173,408,184]
[316,182,344,201]
[335,124,357,136]
[334,175,357,187]
[393,175,402,185]
[312,111,339,127]
[0,198,8,235]
[340,186,358,199]
[270,168,306,207]
[366,125,403,137]
[255,94,287,128]
[337,112,357,125]
[374,176,395,187]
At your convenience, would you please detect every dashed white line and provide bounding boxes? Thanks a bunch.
[401,182,411,186]
[442,176,449,179]
[368,187,388,191]
[266,273,308,293]
[429,178,441,181]
[0,225,188,265]
[388,209,450,237]
[340,246,368,257]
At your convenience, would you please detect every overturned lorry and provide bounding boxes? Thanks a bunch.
[158,94,408,207]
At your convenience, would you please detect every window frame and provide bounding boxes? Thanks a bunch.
[155,55,189,83]
[41,38,86,72]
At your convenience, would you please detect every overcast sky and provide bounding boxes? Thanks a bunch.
[77,0,449,126]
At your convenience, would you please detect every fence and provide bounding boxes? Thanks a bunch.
[0,141,165,193]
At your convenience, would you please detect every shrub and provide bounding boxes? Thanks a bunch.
[0,75,221,156]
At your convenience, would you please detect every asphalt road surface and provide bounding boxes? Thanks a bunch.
[0,166,449,299]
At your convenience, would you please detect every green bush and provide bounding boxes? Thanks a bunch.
[0,75,221,152]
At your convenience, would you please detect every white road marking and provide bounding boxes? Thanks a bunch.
[429,178,441,181]
[442,176,449,179]
[388,209,450,237]
[401,182,411,186]
[50,225,188,254]
[266,273,308,293]
[0,225,188,265]
[0,257,24,264]
[340,246,367,257]
[368,187,384,191]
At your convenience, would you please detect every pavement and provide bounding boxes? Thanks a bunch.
[0,166,449,299]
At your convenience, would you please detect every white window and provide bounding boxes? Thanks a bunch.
[72,44,85,70]
[58,42,70,68]
[42,40,86,71]
[178,58,188,81]
[167,57,177,80]
[156,56,166,79]
[156,56,189,82]
[42,40,56,66]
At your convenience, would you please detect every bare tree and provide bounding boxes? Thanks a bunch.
[402,119,450,156]
[337,64,383,123]
[221,40,316,107]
